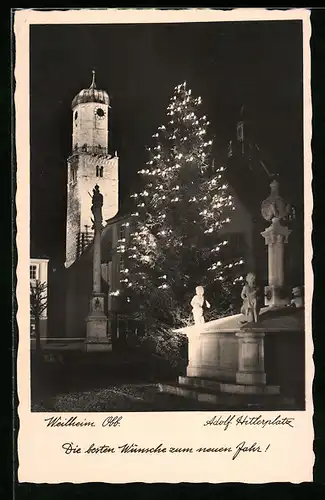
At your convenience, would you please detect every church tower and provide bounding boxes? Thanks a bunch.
[65,71,119,268]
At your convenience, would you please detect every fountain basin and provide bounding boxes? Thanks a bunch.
[162,306,305,409]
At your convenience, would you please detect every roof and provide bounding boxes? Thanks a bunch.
[72,70,109,109]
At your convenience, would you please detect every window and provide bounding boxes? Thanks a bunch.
[237,121,244,142]
[228,140,233,158]
[30,264,38,281]
[30,321,36,336]
[96,166,104,177]
[119,224,126,242]
[120,254,125,272]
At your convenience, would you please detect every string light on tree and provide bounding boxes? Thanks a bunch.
[120,81,244,323]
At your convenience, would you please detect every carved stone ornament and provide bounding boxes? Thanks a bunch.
[261,179,291,222]
[261,219,291,245]
[290,286,304,308]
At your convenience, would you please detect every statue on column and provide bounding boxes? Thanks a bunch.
[261,179,292,307]
[91,184,103,226]
[240,272,258,323]
[261,179,291,222]
[191,285,211,325]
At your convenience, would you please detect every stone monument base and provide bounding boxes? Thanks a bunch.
[158,376,292,409]
[85,342,112,352]
[264,285,290,307]
[85,317,112,352]
[85,293,112,352]
[159,307,305,410]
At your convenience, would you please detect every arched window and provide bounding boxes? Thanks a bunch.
[96,165,104,177]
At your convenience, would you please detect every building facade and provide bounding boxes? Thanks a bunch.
[48,73,132,342]
[224,108,274,286]
[65,71,119,268]
[63,214,132,340]
[224,107,303,290]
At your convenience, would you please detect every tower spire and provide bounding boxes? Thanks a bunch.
[90,69,96,89]
[66,72,118,269]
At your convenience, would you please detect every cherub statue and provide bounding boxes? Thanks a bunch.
[290,287,304,308]
[191,285,211,325]
[240,272,258,323]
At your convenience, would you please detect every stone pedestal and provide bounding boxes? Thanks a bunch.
[84,187,112,352]
[161,309,304,408]
[186,327,203,378]
[261,217,291,307]
[235,331,266,385]
[85,293,112,352]
[184,318,241,381]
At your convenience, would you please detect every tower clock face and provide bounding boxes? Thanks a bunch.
[95,107,106,119]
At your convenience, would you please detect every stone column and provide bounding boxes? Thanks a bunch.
[236,331,266,385]
[260,180,292,307]
[186,327,204,378]
[261,218,291,307]
[93,222,102,293]
[85,186,112,352]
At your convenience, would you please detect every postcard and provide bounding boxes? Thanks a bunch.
[15,8,313,483]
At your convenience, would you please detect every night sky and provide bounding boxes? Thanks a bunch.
[30,20,303,262]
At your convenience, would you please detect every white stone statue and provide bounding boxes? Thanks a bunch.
[191,285,211,325]
[240,272,258,323]
[290,287,304,308]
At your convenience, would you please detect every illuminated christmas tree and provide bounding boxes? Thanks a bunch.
[119,82,245,329]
